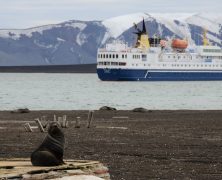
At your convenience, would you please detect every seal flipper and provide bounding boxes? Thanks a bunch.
[31,150,62,166]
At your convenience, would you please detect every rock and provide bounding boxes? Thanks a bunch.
[132,107,149,113]
[11,108,30,113]
[99,106,117,111]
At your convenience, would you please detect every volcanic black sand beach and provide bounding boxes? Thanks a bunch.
[0,110,222,179]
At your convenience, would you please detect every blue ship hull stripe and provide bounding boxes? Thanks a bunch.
[97,68,222,81]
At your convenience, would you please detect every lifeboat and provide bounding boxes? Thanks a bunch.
[171,39,188,49]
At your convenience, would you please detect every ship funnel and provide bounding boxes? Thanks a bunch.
[133,18,150,49]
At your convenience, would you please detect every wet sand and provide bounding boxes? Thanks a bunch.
[0,110,222,179]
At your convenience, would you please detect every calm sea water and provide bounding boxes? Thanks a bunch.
[0,73,222,110]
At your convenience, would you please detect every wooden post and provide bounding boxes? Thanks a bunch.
[53,114,57,122]
[24,123,33,132]
[75,117,80,128]
[41,116,48,128]
[58,117,62,127]
[35,118,45,133]
[62,115,68,128]
[87,111,94,128]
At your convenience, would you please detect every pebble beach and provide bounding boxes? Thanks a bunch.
[0,110,222,179]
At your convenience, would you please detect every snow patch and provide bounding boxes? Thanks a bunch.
[102,13,148,38]
[34,40,53,49]
[76,33,87,46]
[186,13,222,34]
[207,33,222,44]
[0,24,61,39]
[44,58,50,64]
[67,22,87,31]
[57,37,65,42]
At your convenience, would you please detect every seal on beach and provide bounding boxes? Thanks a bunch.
[31,122,65,166]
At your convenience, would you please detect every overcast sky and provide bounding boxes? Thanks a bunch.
[0,0,221,29]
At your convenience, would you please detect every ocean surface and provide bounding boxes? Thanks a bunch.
[1,73,222,110]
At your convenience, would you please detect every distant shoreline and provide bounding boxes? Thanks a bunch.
[0,64,97,73]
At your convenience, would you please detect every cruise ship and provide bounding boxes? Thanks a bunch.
[97,19,222,81]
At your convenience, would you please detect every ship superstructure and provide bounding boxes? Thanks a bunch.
[97,19,222,81]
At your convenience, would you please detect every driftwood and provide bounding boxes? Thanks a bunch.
[24,115,69,133]
[35,118,46,133]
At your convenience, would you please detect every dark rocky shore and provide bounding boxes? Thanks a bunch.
[0,110,222,179]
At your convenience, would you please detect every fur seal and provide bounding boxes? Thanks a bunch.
[31,122,65,166]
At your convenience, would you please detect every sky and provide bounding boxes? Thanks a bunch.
[0,0,221,29]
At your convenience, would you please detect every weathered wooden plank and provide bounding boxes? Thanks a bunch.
[0,158,110,180]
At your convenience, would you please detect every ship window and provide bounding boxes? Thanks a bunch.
[106,54,108,58]
[103,54,105,58]
[122,54,124,59]
[116,54,118,58]
[119,62,126,66]
[125,54,127,58]
[142,54,147,61]
[113,54,115,58]
[111,62,118,66]
[109,54,111,58]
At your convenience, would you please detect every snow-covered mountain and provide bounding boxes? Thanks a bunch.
[0,13,221,66]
